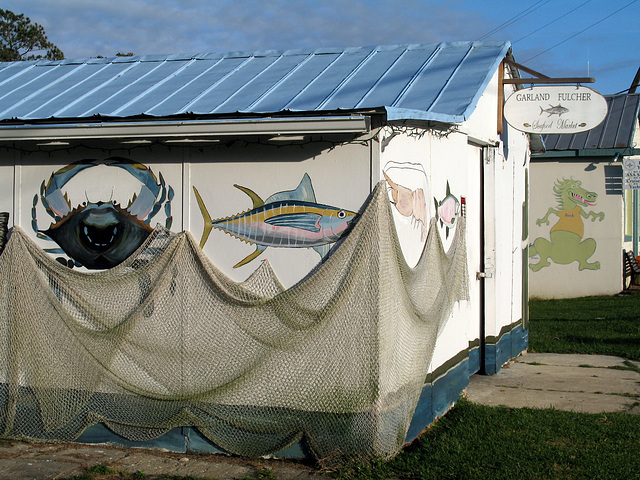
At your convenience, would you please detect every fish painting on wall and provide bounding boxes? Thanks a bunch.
[193,173,358,268]
[434,181,460,239]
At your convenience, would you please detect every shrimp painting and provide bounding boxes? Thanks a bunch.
[383,170,428,241]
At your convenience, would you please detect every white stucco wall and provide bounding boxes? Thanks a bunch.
[4,138,371,289]
[529,160,623,298]
[379,128,478,373]
[186,140,370,287]
[487,125,530,339]
[462,68,502,145]
[377,85,530,375]
[470,65,530,342]
[0,149,15,216]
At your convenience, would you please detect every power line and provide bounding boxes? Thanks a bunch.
[513,0,593,44]
[476,0,551,41]
[523,0,639,62]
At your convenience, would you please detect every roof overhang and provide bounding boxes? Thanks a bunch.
[0,115,371,142]
[533,147,640,160]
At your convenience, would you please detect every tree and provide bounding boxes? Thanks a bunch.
[0,9,63,61]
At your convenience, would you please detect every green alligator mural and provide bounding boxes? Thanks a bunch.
[530,178,604,272]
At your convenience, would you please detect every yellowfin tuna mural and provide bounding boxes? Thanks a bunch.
[193,174,358,268]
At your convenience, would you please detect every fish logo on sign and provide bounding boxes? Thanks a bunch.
[540,104,569,117]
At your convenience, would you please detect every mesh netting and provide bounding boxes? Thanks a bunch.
[0,182,468,460]
[0,212,8,256]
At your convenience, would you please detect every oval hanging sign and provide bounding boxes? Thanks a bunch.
[504,85,608,134]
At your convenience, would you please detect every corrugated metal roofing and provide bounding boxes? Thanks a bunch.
[542,93,640,151]
[0,42,510,124]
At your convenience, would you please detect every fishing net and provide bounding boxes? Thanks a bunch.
[0,181,468,461]
[0,212,8,256]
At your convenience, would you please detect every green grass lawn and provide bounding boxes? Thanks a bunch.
[331,293,640,479]
[333,400,640,480]
[529,292,640,360]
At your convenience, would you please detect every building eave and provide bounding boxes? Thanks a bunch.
[532,147,640,160]
[0,115,371,142]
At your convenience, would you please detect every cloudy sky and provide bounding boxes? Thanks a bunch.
[3,0,639,94]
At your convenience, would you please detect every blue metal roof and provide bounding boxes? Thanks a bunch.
[0,42,510,124]
[541,94,640,152]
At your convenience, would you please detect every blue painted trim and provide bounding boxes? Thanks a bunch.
[76,424,188,452]
[405,384,433,441]
[431,359,470,419]
[484,324,529,375]
[71,361,474,458]
[405,357,470,443]
[183,426,310,458]
[76,423,308,457]
[468,343,480,375]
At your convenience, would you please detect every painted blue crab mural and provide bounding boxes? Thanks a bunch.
[32,157,173,269]
[193,173,358,268]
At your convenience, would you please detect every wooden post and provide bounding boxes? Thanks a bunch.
[497,61,504,135]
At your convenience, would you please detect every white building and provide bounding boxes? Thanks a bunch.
[530,93,640,298]
[0,42,530,460]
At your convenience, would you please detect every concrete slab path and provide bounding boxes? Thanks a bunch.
[1,353,638,479]
[0,441,325,480]
[466,352,640,414]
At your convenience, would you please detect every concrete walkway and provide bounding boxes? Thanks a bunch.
[466,352,640,414]
[0,441,325,480]
[1,353,639,479]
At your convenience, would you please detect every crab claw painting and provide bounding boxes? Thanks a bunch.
[193,174,358,268]
[434,181,460,239]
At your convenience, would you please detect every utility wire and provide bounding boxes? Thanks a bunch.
[513,0,593,44]
[523,0,639,62]
[476,0,551,41]
[477,0,550,40]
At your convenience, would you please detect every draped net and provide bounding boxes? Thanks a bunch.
[0,182,468,461]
